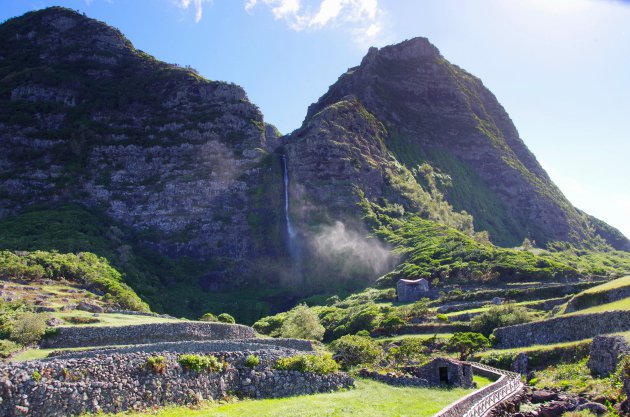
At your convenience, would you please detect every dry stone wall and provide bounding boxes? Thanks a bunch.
[48,338,316,359]
[493,311,630,349]
[40,322,256,348]
[0,349,353,417]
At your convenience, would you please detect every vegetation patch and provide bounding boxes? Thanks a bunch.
[274,353,340,375]
[177,354,224,373]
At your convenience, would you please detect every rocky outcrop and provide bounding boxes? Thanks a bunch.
[588,335,630,376]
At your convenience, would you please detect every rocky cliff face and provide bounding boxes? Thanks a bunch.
[0,7,286,286]
[290,37,629,250]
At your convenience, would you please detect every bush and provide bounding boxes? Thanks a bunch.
[274,353,339,375]
[217,313,235,324]
[330,335,382,369]
[355,330,370,337]
[199,313,217,322]
[145,355,167,374]
[381,314,405,334]
[32,370,41,382]
[178,354,224,372]
[0,339,21,358]
[63,316,100,325]
[447,332,490,360]
[280,304,325,341]
[471,304,535,336]
[389,338,429,365]
[253,314,285,336]
[10,312,47,345]
[245,354,260,369]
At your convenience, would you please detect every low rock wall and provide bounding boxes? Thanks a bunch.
[48,338,316,359]
[0,350,353,417]
[40,322,257,348]
[493,310,630,348]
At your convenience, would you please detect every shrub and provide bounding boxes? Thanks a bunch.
[145,355,166,374]
[330,335,382,369]
[280,304,325,341]
[199,313,218,322]
[355,330,370,337]
[10,312,47,345]
[274,353,339,375]
[178,354,223,372]
[245,354,260,369]
[380,314,405,334]
[63,316,100,325]
[253,314,285,336]
[408,298,431,318]
[0,339,21,358]
[217,313,235,324]
[32,370,41,382]
[389,338,429,365]
[447,332,490,360]
[471,304,535,336]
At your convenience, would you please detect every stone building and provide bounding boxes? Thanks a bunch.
[405,357,474,388]
[396,278,429,302]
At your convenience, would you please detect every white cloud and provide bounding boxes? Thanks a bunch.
[174,0,212,23]
[245,0,384,43]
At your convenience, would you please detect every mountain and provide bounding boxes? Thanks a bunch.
[0,7,289,290]
[0,7,628,321]
[287,38,629,251]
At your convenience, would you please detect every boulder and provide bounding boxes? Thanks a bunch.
[531,389,558,403]
[588,335,630,376]
[576,402,608,415]
[76,301,104,313]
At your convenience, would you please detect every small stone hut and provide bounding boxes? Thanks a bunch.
[397,278,429,302]
[405,357,474,388]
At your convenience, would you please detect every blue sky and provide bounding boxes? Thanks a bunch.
[2,0,629,240]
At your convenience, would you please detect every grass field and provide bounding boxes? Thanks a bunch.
[578,276,630,294]
[103,377,492,417]
[49,310,186,327]
[376,333,454,343]
[568,297,630,314]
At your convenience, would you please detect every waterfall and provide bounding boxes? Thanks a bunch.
[282,154,296,239]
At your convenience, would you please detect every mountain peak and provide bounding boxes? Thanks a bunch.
[3,6,131,56]
[361,37,440,66]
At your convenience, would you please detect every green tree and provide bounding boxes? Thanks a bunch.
[470,304,534,336]
[10,312,48,345]
[280,304,325,341]
[447,332,490,360]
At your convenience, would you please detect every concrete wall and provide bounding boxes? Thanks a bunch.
[0,349,353,417]
[41,322,257,348]
[493,310,630,349]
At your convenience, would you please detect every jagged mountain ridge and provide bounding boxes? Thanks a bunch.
[0,7,628,319]
[294,38,629,250]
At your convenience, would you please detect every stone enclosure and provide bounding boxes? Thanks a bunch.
[40,322,256,348]
[1,321,353,416]
[492,310,630,348]
[0,349,353,417]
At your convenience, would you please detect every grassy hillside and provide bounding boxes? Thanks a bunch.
[359,196,630,287]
